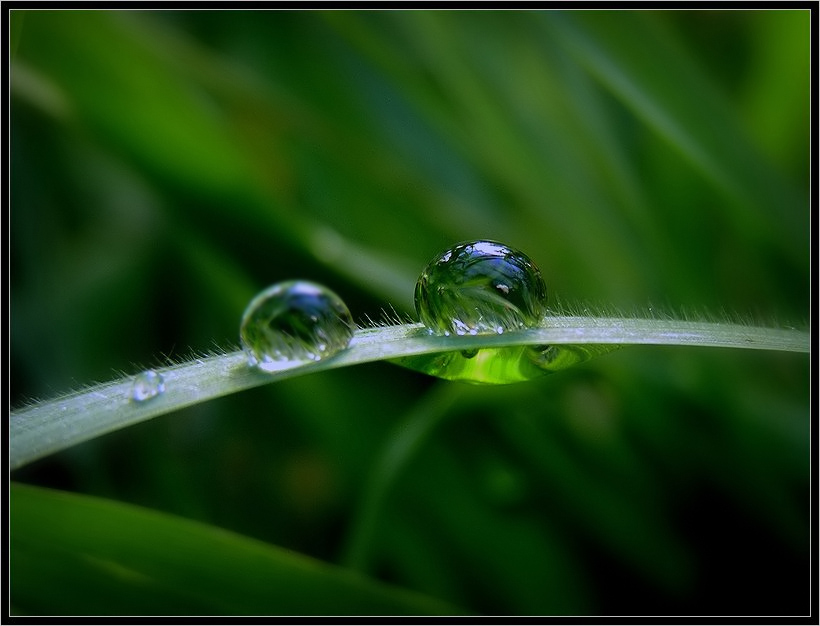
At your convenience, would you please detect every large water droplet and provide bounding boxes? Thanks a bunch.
[394,240,619,384]
[131,370,165,402]
[414,240,548,336]
[240,280,355,372]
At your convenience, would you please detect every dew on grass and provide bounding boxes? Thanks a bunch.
[395,240,619,384]
[414,240,548,336]
[131,370,165,402]
[240,280,355,373]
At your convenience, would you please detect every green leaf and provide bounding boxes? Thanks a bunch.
[10,482,466,616]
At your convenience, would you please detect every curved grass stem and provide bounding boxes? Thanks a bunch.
[340,382,464,573]
[10,317,809,470]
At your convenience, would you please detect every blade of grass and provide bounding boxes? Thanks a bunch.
[10,482,465,616]
[543,11,807,255]
[341,382,463,572]
[10,318,808,471]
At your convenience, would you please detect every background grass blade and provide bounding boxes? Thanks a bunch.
[542,11,808,254]
[10,482,466,616]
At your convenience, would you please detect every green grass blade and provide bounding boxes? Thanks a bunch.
[544,11,807,254]
[10,482,465,616]
[342,382,464,572]
[10,318,809,471]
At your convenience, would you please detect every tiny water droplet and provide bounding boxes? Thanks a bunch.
[240,280,355,373]
[414,240,548,336]
[131,370,165,402]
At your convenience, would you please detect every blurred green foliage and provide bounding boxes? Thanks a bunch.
[10,9,810,616]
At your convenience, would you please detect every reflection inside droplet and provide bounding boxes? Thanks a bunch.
[239,280,356,373]
[414,239,548,337]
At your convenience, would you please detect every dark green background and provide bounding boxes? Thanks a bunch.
[10,9,810,616]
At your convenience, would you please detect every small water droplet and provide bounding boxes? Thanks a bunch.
[415,240,548,336]
[131,370,165,402]
[240,280,355,373]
